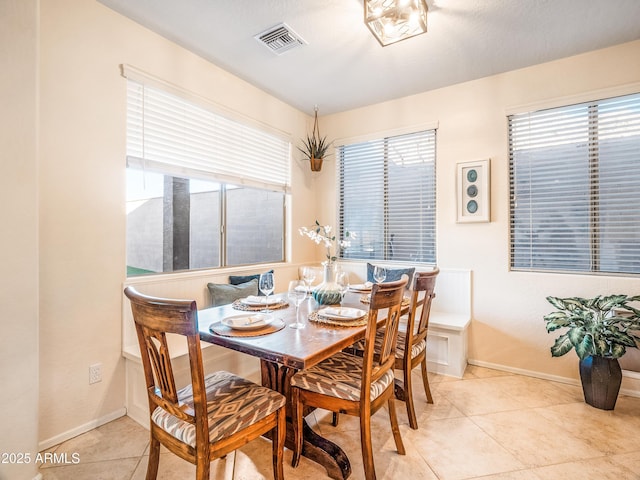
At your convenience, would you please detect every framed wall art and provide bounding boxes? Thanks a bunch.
[457,159,490,223]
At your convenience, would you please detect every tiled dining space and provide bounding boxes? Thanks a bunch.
[38,365,640,480]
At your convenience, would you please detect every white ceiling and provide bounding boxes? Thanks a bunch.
[98,0,640,115]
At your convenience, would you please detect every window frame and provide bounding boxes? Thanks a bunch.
[508,91,640,276]
[336,126,438,265]
[123,67,290,276]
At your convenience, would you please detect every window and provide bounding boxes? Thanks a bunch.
[125,75,290,276]
[509,92,640,274]
[338,129,436,263]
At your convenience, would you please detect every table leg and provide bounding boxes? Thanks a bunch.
[261,360,352,480]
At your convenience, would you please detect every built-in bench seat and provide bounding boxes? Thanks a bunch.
[337,262,471,378]
[121,265,300,427]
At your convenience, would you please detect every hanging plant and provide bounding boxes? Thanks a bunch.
[298,106,332,172]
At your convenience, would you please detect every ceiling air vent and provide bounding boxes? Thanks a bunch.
[255,23,306,55]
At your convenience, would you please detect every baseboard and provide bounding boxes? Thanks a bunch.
[38,407,127,452]
[467,359,640,398]
[623,369,640,380]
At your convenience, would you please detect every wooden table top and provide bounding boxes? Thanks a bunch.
[197,292,372,370]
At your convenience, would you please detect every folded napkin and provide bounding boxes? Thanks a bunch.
[319,307,364,320]
[243,295,280,305]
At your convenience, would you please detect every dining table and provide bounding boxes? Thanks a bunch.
[197,288,381,480]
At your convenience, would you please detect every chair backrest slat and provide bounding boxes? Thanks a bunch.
[405,269,439,350]
[143,328,179,403]
[361,278,408,400]
[124,287,207,437]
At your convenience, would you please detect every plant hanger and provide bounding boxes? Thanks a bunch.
[298,105,332,172]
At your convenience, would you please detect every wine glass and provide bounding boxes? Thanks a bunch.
[373,265,387,284]
[258,272,275,313]
[336,270,350,310]
[301,266,316,296]
[288,280,307,329]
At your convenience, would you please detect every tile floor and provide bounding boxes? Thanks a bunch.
[39,365,640,480]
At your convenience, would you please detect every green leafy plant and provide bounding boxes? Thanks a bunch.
[297,134,332,161]
[544,295,640,360]
[297,107,333,171]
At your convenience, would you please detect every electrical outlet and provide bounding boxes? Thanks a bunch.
[89,363,102,384]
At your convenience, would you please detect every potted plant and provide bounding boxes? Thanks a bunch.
[544,294,640,410]
[298,106,332,172]
[298,134,331,172]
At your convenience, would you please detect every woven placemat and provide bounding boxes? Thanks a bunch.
[209,318,285,337]
[231,299,289,311]
[308,311,368,327]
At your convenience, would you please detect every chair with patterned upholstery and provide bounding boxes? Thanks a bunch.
[290,278,408,480]
[124,286,286,480]
[348,269,439,429]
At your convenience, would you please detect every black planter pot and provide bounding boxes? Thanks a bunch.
[579,355,622,410]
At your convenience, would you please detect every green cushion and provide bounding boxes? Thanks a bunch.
[207,279,258,307]
[229,270,274,296]
[366,263,415,287]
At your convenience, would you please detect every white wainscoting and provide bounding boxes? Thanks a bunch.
[338,263,472,378]
[121,264,299,426]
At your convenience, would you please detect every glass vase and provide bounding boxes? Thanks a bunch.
[312,262,342,305]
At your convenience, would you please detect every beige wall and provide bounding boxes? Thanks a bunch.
[37,0,315,447]
[0,1,40,479]
[318,40,640,388]
[21,0,640,450]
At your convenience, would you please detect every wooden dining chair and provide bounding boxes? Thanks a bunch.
[124,287,286,480]
[347,269,439,429]
[290,278,408,480]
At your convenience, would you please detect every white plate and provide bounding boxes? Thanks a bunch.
[318,307,366,321]
[221,313,273,330]
[240,295,282,306]
[349,283,372,292]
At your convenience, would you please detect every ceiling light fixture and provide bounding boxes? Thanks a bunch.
[364,0,428,47]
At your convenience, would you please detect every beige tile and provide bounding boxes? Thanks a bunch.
[301,405,429,479]
[404,370,467,423]
[424,370,457,386]
[35,368,640,480]
[131,452,234,480]
[470,409,603,468]
[313,393,462,440]
[468,471,543,480]
[43,416,149,467]
[409,416,524,479]
[233,437,294,480]
[320,421,436,480]
[609,393,640,417]
[480,374,583,408]
[531,455,638,479]
[40,457,139,480]
[534,401,640,455]
[412,394,466,424]
[314,404,399,435]
[609,451,640,475]
[437,377,528,416]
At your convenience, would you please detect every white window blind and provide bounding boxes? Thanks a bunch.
[338,130,436,263]
[126,80,290,192]
[509,92,640,274]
